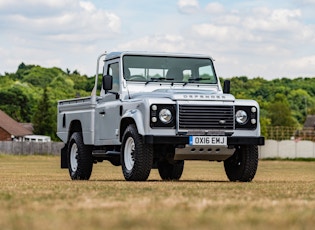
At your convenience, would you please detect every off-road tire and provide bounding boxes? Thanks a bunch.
[224,145,258,182]
[121,124,153,181]
[158,160,184,181]
[68,132,93,180]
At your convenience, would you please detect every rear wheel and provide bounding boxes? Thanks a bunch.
[68,132,93,180]
[158,160,184,180]
[121,124,153,181]
[224,145,258,182]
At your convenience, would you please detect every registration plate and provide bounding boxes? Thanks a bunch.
[189,136,227,146]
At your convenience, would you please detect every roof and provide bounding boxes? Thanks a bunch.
[20,123,34,133]
[0,110,32,136]
[105,51,213,61]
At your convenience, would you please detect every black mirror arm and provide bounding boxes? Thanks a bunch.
[107,91,120,99]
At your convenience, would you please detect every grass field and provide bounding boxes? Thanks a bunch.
[0,154,314,230]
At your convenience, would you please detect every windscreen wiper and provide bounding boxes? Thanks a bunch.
[145,77,174,85]
[188,78,204,82]
[183,78,205,86]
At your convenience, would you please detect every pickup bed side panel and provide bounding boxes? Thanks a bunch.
[57,97,96,145]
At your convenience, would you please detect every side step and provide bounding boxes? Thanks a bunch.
[92,150,121,166]
[92,150,121,158]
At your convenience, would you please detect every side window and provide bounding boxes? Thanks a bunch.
[108,62,119,92]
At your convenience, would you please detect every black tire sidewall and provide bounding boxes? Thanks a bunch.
[158,160,184,180]
[67,132,93,180]
[121,124,153,181]
[224,145,258,182]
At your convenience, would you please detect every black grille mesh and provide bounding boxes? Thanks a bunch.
[179,105,234,130]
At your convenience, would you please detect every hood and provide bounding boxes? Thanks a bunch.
[130,89,235,101]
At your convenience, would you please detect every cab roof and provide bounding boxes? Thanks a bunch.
[105,51,214,61]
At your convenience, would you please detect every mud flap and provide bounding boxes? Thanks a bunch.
[60,144,68,168]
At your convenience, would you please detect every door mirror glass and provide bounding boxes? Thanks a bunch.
[102,74,113,91]
[223,80,230,94]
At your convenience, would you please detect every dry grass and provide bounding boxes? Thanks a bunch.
[0,154,314,230]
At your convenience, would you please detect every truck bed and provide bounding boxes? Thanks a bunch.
[57,96,97,144]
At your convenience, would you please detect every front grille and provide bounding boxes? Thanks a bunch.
[178,105,234,130]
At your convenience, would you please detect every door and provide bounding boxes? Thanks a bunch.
[95,61,121,145]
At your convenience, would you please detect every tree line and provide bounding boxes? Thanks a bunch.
[1,63,314,140]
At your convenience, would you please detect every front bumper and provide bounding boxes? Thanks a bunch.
[144,135,265,146]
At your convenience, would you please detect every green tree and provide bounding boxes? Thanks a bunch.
[16,63,36,80]
[288,89,312,124]
[32,88,56,139]
[21,66,63,87]
[267,94,297,127]
[0,86,33,122]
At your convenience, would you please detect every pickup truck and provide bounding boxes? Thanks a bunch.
[57,51,264,182]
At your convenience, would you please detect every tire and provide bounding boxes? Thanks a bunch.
[224,145,258,182]
[68,132,93,180]
[158,160,184,181]
[121,124,153,181]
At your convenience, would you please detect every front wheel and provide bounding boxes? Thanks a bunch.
[158,160,184,181]
[68,132,93,180]
[121,124,153,181]
[224,145,258,182]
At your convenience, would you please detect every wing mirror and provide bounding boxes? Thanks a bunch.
[102,74,113,91]
[223,80,230,94]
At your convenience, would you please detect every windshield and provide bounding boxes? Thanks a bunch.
[123,55,217,84]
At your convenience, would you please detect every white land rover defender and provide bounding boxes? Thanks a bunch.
[57,51,264,182]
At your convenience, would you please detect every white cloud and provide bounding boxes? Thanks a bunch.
[0,0,121,41]
[117,34,189,53]
[243,8,301,31]
[290,55,315,69]
[79,1,96,12]
[1,0,315,79]
[0,0,121,76]
[177,0,199,14]
[296,0,315,5]
[205,2,225,14]
[0,0,76,17]
[191,23,261,45]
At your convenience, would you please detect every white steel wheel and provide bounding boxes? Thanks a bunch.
[67,132,93,180]
[70,143,78,172]
[121,124,153,181]
[124,137,135,171]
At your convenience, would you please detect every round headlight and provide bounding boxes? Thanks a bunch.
[236,110,248,124]
[159,109,172,124]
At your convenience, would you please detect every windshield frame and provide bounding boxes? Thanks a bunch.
[122,54,218,85]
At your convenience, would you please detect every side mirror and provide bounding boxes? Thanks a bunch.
[223,80,230,94]
[102,74,113,91]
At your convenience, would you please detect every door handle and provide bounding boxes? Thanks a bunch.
[99,111,106,115]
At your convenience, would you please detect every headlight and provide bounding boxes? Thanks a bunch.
[236,110,248,124]
[235,106,258,130]
[159,109,172,124]
[150,104,176,128]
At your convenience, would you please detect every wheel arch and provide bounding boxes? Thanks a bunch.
[68,120,82,143]
[120,117,135,142]
[120,110,145,141]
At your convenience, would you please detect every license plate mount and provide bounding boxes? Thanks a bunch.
[189,136,227,146]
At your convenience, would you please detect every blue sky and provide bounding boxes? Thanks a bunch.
[1,0,315,79]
